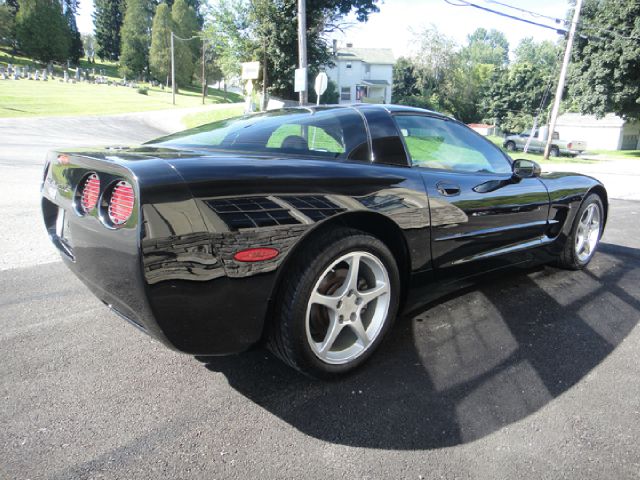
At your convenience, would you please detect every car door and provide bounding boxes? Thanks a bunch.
[393,114,550,281]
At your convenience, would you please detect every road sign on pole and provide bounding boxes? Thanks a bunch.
[314,72,328,105]
[241,62,260,80]
[294,68,307,93]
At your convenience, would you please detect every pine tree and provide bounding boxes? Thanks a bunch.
[149,3,172,84]
[93,0,125,61]
[119,0,153,78]
[65,7,83,65]
[171,0,199,87]
[16,0,70,63]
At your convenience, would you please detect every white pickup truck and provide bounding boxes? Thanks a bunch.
[503,129,587,157]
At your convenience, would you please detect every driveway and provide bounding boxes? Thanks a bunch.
[1,110,640,478]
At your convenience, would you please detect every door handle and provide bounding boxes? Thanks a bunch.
[436,182,461,197]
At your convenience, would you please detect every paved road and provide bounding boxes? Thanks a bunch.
[1,200,639,479]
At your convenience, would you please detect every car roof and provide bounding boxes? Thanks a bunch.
[278,103,448,119]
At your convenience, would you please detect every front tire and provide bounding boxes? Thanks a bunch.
[505,141,516,152]
[555,193,604,270]
[268,228,400,379]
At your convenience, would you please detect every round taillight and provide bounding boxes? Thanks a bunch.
[108,180,134,226]
[80,173,100,213]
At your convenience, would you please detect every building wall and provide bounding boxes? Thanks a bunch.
[326,60,393,104]
[554,124,622,150]
[622,121,640,150]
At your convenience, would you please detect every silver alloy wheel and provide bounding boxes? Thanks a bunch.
[575,203,601,262]
[305,251,391,365]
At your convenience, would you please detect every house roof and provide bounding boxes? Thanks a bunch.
[336,47,395,65]
[468,123,494,129]
[361,79,390,86]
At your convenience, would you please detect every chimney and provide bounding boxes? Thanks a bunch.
[332,39,338,55]
[346,42,353,48]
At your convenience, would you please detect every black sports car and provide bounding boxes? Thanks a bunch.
[41,105,607,378]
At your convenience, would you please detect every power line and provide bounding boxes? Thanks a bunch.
[443,0,568,35]
[484,0,566,26]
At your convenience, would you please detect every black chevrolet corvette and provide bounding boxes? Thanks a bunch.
[41,105,607,378]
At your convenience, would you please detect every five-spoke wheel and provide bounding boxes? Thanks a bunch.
[269,228,400,378]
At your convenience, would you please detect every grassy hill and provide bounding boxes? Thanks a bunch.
[0,49,242,118]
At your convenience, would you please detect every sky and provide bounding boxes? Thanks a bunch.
[76,0,571,57]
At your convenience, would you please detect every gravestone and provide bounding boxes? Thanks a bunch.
[63,71,69,82]
[42,69,48,81]
[92,68,96,76]
[75,69,80,81]
[34,71,39,81]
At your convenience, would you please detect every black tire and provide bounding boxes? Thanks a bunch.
[505,141,516,152]
[268,227,401,379]
[554,193,604,270]
[550,146,560,157]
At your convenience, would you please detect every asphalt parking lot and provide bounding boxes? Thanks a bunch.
[1,114,640,479]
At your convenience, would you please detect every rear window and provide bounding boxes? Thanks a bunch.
[151,108,370,161]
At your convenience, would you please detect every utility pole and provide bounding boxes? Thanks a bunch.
[544,0,583,159]
[201,40,206,105]
[171,31,176,106]
[297,0,307,105]
[262,39,268,111]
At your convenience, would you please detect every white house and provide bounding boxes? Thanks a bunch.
[325,43,394,105]
[553,113,640,150]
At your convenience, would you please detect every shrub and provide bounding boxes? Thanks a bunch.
[137,86,148,95]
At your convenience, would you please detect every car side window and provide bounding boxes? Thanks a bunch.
[267,124,345,154]
[394,115,512,174]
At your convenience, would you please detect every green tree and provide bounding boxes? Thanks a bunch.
[149,3,172,84]
[514,37,559,70]
[93,0,125,61]
[171,0,199,86]
[392,57,420,102]
[463,28,509,66]
[204,0,380,100]
[81,32,96,59]
[119,0,153,78]
[65,7,83,64]
[0,2,15,46]
[15,0,70,63]
[569,0,640,118]
[481,63,551,132]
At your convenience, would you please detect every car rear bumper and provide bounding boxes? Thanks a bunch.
[41,152,272,356]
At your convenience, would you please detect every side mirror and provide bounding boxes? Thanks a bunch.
[512,159,541,179]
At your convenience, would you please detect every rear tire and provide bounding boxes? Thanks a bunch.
[550,146,560,157]
[268,227,400,379]
[555,193,604,270]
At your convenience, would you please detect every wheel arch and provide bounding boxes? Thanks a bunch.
[263,211,412,339]
[587,184,609,226]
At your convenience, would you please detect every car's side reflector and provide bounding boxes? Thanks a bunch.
[233,247,279,262]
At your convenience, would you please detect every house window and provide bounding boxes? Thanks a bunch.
[365,64,370,74]
[340,87,351,101]
[346,62,352,69]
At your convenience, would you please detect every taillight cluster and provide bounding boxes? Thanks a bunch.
[107,181,134,226]
[76,173,135,227]
[80,173,101,213]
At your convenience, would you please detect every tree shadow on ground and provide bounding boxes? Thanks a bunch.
[197,243,640,450]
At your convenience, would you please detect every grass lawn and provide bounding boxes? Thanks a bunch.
[585,149,640,160]
[1,48,242,118]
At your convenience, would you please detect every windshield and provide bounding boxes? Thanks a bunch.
[150,108,370,161]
